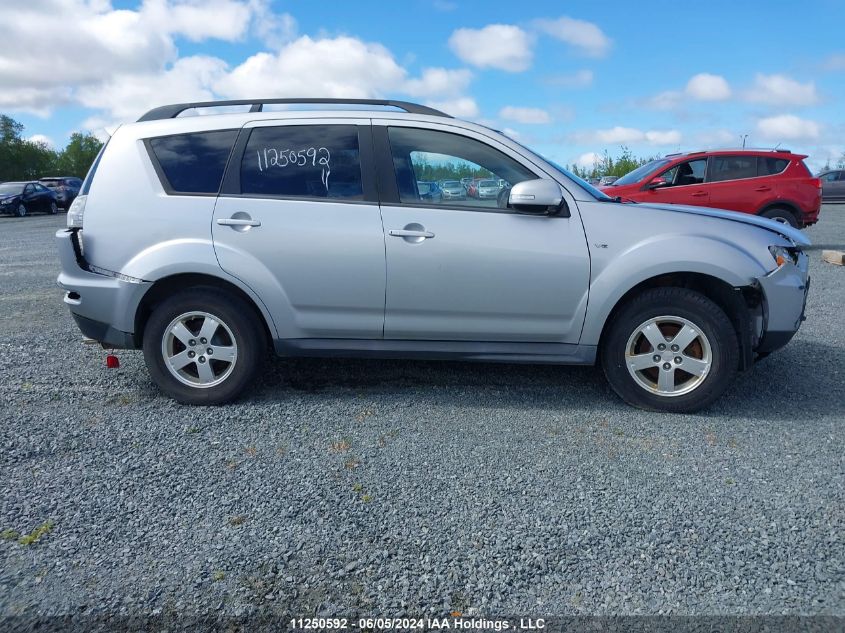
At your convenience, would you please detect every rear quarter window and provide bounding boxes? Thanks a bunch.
[758,157,789,176]
[148,130,238,194]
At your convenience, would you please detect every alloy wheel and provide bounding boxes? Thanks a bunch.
[161,311,238,388]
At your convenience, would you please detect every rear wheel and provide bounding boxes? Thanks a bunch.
[760,207,799,228]
[143,288,265,404]
[601,287,738,413]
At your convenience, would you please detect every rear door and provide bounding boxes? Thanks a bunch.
[705,154,766,213]
[213,118,386,340]
[374,121,590,343]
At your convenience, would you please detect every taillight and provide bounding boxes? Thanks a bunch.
[67,195,86,228]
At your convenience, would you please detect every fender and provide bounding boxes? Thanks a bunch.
[121,238,280,339]
[580,234,768,345]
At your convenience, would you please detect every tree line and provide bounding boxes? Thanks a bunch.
[0,114,103,182]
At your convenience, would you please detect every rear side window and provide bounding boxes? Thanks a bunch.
[708,155,757,182]
[758,157,789,176]
[149,130,237,194]
[80,141,109,195]
[240,125,363,200]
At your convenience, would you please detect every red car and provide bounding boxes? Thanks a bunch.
[600,149,822,228]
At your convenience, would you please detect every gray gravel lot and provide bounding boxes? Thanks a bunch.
[1,206,843,624]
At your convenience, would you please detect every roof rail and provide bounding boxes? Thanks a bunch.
[137,98,452,122]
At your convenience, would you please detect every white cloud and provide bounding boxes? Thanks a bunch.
[425,97,480,119]
[575,152,601,168]
[546,69,593,88]
[756,114,821,141]
[448,24,533,72]
[533,16,611,57]
[0,0,295,115]
[744,74,818,107]
[685,73,731,101]
[404,68,473,99]
[574,126,682,146]
[695,129,737,146]
[215,36,406,99]
[28,134,54,148]
[499,106,551,124]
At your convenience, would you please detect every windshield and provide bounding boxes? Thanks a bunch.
[613,159,670,186]
[479,180,498,187]
[0,183,25,195]
[442,181,461,187]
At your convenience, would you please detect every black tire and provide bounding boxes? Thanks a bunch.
[15,203,26,218]
[49,201,58,215]
[142,287,266,405]
[600,287,739,413]
[760,207,799,228]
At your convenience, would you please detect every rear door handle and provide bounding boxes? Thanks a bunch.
[217,218,261,227]
[389,229,435,238]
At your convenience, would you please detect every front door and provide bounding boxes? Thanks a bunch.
[374,123,590,343]
[213,120,386,339]
[644,158,709,207]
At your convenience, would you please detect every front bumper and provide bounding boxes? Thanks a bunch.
[55,229,151,348]
[755,252,810,354]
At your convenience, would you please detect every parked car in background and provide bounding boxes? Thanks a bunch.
[0,181,59,216]
[39,176,83,209]
[56,97,811,413]
[460,177,473,190]
[466,179,480,198]
[598,175,618,186]
[817,169,845,201]
[476,179,502,199]
[439,180,466,200]
[417,181,442,203]
[601,149,822,228]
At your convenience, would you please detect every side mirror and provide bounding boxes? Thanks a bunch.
[647,177,668,190]
[508,179,569,217]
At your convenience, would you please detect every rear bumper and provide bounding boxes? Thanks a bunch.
[55,228,150,348]
[755,253,810,354]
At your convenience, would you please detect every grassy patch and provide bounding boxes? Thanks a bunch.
[17,520,54,546]
[330,438,352,453]
[228,515,246,526]
[212,570,226,582]
[1,529,20,541]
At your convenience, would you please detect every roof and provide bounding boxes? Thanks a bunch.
[665,147,795,158]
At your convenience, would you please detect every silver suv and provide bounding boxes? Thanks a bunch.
[56,98,811,412]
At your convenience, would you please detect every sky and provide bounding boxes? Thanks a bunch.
[3,0,844,171]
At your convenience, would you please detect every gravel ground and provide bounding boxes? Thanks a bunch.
[1,206,843,626]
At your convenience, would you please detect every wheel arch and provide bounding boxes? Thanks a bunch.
[756,199,801,221]
[595,271,762,371]
[133,273,276,348]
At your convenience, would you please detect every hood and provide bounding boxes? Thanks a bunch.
[642,202,811,247]
[0,195,20,203]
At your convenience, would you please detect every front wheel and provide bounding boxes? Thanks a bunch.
[15,203,26,217]
[143,288,265,404]
[601,287,739,413]
[49,201,58,215]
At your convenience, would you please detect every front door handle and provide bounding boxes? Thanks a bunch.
[389,223,435,243]
[691,191,707,197]
[389,229,435,238]
[755,186,772,192]
[217,218,261,227]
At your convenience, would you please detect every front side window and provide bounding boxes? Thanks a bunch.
[708,155,757,182]
[149,130,237,194]
[386,127,535,209]
[240,125,363,200]
[659,159,707,187]
[820,171,840,182]
[614,159,670,186]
